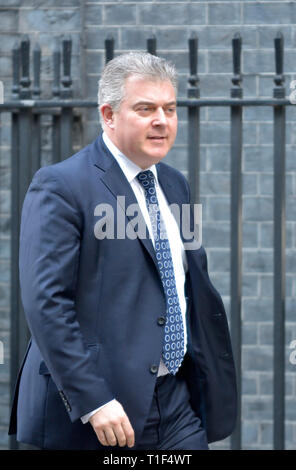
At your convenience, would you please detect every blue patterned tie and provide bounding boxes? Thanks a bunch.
[137,170,185,375]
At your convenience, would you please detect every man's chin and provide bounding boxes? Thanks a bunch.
[131,148,171,168]
[146,152,168,165]
[146,146,171,161]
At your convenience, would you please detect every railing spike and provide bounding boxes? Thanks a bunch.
[52,37,61,98]
[20,35,31,99]
[231,33,243,98]
[274,32,285,98]
[105,35,114,64]
[12,41,20,99]
[188,32,199,99]
[61,35,72,98]
[32,42,41,99]
[147,35,157,56]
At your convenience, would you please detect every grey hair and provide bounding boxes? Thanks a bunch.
[98,51,178,123]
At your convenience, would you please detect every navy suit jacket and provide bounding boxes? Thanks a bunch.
[9,134,237,449]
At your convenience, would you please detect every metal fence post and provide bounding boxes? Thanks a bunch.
[31,42,41,176]
[9,35,33,450]
[187,33,200,204]
[9,40,20,451]
[18,34,33,350]
[105,35,114,64]
[11,42,20,100]
[230,32,243,451]
[60,36,73,161]
[52,37,61,163]
[273,31,286,451]
[147,35,157,56]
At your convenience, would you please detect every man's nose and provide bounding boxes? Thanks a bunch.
[152,108,167,126]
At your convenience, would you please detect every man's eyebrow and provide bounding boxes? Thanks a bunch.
[133,100,177,107]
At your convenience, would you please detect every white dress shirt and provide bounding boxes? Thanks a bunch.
[81,132,188,424]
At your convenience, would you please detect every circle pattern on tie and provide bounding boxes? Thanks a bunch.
[137,170,185,375]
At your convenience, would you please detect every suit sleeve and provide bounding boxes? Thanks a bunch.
[19,166,114,422]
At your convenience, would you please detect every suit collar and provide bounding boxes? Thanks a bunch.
[90,132,117,172]
[102,131,159,186]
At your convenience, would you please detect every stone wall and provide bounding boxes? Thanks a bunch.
[0,0,296,450]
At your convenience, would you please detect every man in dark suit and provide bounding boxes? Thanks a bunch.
[9,52,237,450]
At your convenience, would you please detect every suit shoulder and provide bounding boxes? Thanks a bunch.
[35,143,92,182]
[27,145,95,213]
[30,138,101,203]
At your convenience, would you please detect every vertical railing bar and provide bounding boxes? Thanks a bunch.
[32,42,41,100]
[60,108,73,161]
[52,37,61,99]
[12,42,20,100]
[19,35,31,99]
[9,112,20,451]
[18,37,33,363]
[101,35,114,137]
[52,38,61,163]
[187,32,200,204]
[31,112,41,177]
[60,36,73,160]
[9,39,20,451]
[61,35,72,99]
[230,32,243,451]
[273,31,286,451]
[147,35,157,56]
[105,35,114,64]
[52,112,61,164]
[32,42,41,175]
[9,36,32,450]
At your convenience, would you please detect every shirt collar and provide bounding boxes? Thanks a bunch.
[102,132,159,186]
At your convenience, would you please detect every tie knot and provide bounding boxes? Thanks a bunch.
[136,170,155,190]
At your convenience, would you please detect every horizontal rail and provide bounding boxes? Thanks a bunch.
[178,98,292,107]
[0,98,294,111]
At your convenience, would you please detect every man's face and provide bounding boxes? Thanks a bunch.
[102,76,178,169]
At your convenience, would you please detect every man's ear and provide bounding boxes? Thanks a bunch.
[100,104,115,129]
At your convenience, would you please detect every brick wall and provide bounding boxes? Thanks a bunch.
[0,0,296,450]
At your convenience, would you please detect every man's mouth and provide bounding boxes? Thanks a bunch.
[148,136,166,140]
